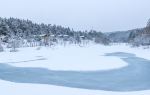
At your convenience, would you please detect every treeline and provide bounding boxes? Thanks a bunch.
[128,26,150,47]
[0,17,110,47]
[0,17,150,51]
[106,19,150,47]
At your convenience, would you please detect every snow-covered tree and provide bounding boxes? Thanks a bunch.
[0,40,3,52]
[0,17,111,47]
[9,37,19,52]
[147,18,150,27]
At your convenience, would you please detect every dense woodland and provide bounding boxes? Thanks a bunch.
[0,17,110,51]
[0,17,150,52]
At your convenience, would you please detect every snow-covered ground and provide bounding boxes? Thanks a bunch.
[0,44,150,95]
[1,79,150,95]
[0,44,128,71]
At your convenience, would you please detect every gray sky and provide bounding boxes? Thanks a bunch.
[0,0,150,32]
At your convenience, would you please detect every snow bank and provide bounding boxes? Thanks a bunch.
[0,80,150,95]
[0,44,128,71]
[0,44,150,71]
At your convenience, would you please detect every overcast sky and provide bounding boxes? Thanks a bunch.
[0,0,150,32]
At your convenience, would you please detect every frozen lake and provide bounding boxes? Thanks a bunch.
[0,52,150,91]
